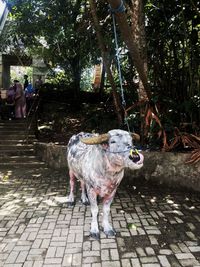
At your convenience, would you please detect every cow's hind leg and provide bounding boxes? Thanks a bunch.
[102,196,116,236]
[67,170,76,205]
[80,180,89,205]
[87,186,99,239]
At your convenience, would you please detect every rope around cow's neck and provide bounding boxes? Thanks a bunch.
[104,148,139,155]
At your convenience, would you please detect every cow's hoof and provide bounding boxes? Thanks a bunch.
[82,200,90,206]
[67,201,75,207]
[104,229,116,237]
[90,231,100,240]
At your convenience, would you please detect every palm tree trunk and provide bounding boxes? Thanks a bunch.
[129,0,148,140]
[89,0,124,125]
[107,0,151,100]
[130,0,148,102]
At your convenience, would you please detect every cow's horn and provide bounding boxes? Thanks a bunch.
[132,133,140,142]
[81,133,109,145]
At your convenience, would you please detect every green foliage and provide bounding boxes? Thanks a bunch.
[1,0,102,92]
[45,69,72,87]
[80,67,93,92]
[145,0,200,124]
[0,0,199,132]
[10,66,33,84]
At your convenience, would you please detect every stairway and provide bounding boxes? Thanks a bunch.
[0,119,46,169]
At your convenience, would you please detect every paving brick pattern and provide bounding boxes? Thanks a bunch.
[0,168,200,267]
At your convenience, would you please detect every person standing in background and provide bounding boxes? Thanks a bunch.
[35,75,43,94]
[24,75,29,90]
[15,82,26,119]
[6,79,18,119]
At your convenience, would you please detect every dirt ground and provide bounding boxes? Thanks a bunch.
[37,100,120,146]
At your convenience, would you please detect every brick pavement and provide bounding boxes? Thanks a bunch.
[0,167,200,267]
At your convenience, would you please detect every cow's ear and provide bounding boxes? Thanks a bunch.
[132,133,140,142]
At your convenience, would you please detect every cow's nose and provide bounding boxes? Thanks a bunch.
[129,149,141,163]
[129,154,140,163]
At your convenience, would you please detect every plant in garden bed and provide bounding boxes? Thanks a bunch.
[165,127,200,164]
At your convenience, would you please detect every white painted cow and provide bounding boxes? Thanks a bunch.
[67,129,144,239]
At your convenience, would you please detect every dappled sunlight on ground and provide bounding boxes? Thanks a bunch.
[0,168,200,266]
[0,168,67,218]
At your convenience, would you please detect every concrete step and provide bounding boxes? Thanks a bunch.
[0,149,35,156]
[0,125,34,131]
[0,155,41,163]
[0,134,36,140]
[0,139,37,145]
[0,144,34,151]
[0,121,27,126]
[0,119,44,168]
[0,161,46,169]
[0,125,27,130]
[0,121,35,130]
[0,130,34,137]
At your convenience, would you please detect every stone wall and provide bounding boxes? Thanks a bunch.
[125,152,200,192]
[34,142,200,192]
[34,142,67,170]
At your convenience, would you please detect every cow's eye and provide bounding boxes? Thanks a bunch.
[126,144,131,148]
[110,140,116,144]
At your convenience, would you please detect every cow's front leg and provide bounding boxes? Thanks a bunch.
[80,180,89,205]
[102,194,116,236]
[87,186,99,239]
[67,170,76,205]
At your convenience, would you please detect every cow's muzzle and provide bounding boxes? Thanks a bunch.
[129,149,141,163]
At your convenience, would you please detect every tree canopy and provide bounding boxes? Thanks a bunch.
[0,0,199,138]
[1,0,108,92]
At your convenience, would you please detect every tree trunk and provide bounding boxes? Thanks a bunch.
[89,0,124,126]
[129,0,148,140]
[106,0,151,100]
[99,63,105,97]
[130,0,148,102]
[69,56,81,100]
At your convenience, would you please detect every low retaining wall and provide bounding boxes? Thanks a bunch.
[34,142,67,170]
[34,142,200,192]
[125,152,200,192]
